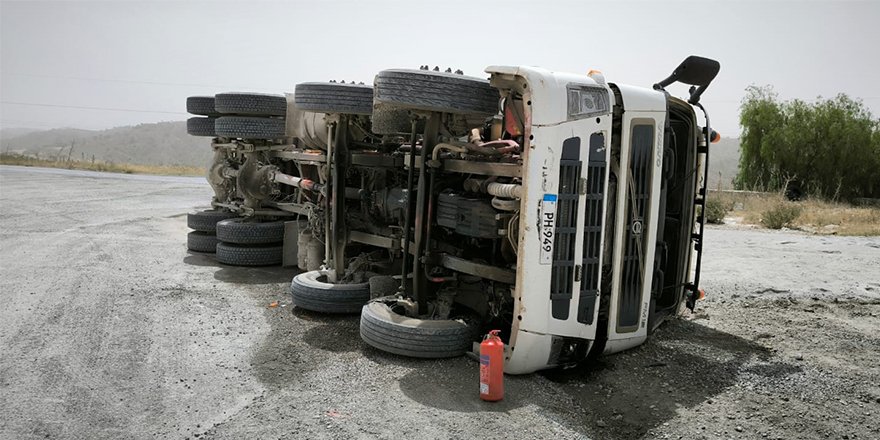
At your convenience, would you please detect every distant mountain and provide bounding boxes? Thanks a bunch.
[0,121,213,167]
[707,137,741,190]
[1,123,743,188]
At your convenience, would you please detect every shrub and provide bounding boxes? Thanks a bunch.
[704,198,731,224]
[761,202,803,229]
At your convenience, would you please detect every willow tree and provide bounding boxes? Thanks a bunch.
[736,85,880,200]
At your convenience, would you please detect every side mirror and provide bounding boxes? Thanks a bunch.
[654,56,720,105]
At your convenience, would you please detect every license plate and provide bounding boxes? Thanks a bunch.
[540,194,557,264]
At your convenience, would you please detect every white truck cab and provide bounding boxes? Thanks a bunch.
[485,59,717,373]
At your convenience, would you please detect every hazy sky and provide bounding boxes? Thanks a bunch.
[1,0,879,136]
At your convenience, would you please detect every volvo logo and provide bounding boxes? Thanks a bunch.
[631,220,643,235]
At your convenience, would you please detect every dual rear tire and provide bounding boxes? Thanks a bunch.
[186,211,284,266]
[186,93,288,139]
[213,218,285,266]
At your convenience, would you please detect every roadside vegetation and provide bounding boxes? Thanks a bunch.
[736,85,880,201]
[714,85,880,236]
[707,190,880,236]
[0,154,204,177]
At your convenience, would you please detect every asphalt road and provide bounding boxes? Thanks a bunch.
[1,165,878,440]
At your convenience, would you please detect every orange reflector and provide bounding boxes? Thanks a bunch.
[711,130,721,143]
[587,70,606,85]
[698,289,706,300]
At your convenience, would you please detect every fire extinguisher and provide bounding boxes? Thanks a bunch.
[480,330,504,401]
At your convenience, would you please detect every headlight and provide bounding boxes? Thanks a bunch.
[567,85,610,120]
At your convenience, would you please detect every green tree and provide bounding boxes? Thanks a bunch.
[736,86,880,200]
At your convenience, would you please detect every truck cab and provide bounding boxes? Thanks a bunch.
[486,61,713,373]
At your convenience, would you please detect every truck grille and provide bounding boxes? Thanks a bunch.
[551,138,581,320]
[618,125,654,328]
[577,133,606,324]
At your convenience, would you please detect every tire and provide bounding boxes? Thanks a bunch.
[187,210,238,232]
[294,83,373,115]
[214,92,287,117]
[216,242,282,266]
[370,106,426,135]
[374,69,499,117]
[187,96,220,116]
[290,270,371,314]
[187,231,218,253]
[187,117,216,137]
[214,116,286,139]
[359,299,475,358]
[216,218,285,244]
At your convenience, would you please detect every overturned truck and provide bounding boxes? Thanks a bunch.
[185,56,721,374]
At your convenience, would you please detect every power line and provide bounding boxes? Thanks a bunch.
[0,71,286,92]
[0,101,187,115]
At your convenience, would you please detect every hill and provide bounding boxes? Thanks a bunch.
[1,123,743,188]
[0,122,214,167]
[707,137,741,190]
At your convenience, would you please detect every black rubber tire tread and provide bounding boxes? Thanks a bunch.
[359,300,474,358]
[214,116,286,139]
[187,117,217,137]
[216,218,285,245]
[214,92,287,117]
[187,231,219,253]
[290,270,371,314]
[187,210,239,232]
[294,83,373,115]
[216,242,282,266]
[374,69,499,117]
[370,106,426,135]
[187,96,220,116]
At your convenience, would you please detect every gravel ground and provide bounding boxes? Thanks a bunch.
[1,165,878,440]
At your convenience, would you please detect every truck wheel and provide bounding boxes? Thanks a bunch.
[374,69,499,117]
[186,96,220,116]
[216,218,285,244]
[214,92,287,117]
[214,116,286,139]
[187,210,238,232]
[290,270,371,314]
[371,106,426,135]
[187,117,217,137]
[294,82,373,115]
[216,242,282,266]
[187,231,219,253]
[359,299,475,358]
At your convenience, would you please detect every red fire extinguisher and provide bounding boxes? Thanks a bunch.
[480,330,504,401]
